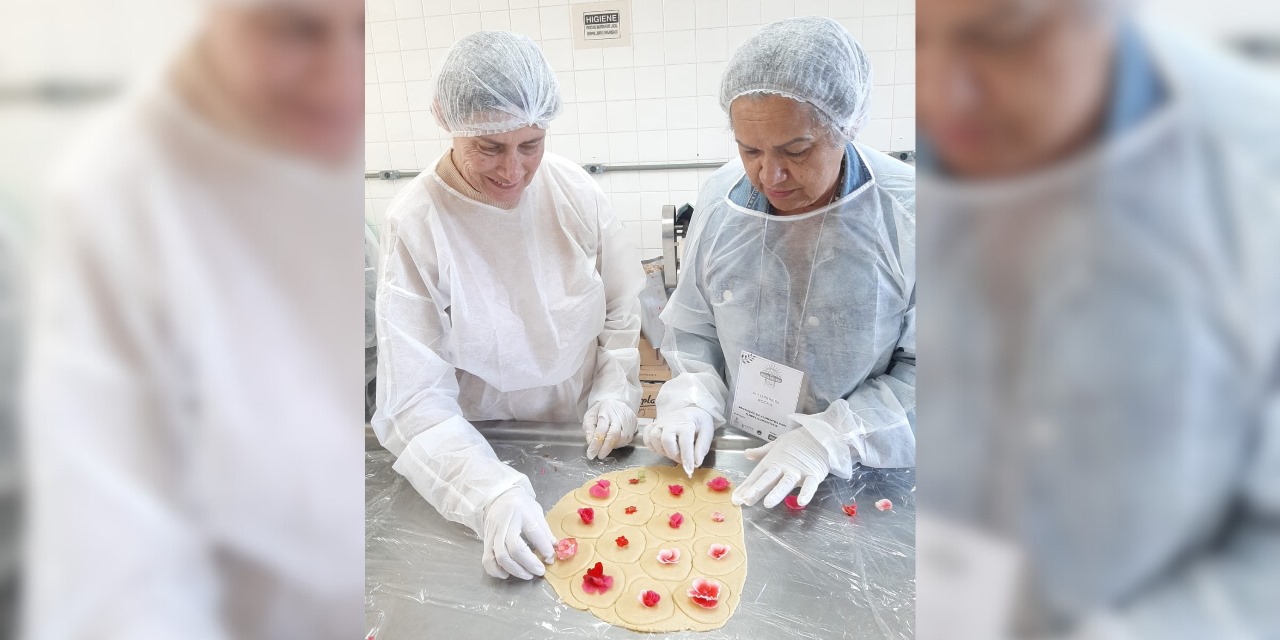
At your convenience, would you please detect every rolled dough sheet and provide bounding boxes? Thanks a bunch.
[544,465,748,633]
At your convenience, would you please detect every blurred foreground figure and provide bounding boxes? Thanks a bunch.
[0,205,23,640]
[917,1,1280,638]
[23,1,364,638]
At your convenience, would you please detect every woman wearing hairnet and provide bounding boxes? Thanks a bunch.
[372,32,644,580]
[644,17,916,508]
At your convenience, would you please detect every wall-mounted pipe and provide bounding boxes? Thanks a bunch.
[364,169,422,180]
[0,80,117,104]
[582,161,727,174]
[365,150,917,180]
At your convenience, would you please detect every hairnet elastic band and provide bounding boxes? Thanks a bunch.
[442,121,553,138]
[725,89,855,139]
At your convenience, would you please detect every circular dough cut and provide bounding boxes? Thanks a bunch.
[546,538,597,579]
[609,577,676,627]
[602,469,656,495]
[596,526,647,565]
[607,496,655,526]
[651,478,699,509]
[645,507,696,542]
[691,537,745,576]
[573,483,618,507]
[651,464,689,484]
[569,561,629,609]
[544,465,747,633]
[690,469,735,504]
[545,499,580,539]
[675,577,734,625]
[560,506,611,539]
[637,542,693,582]
[692,504,742,537]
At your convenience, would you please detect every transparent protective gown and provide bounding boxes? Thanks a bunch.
[658,144,916,474]
[373,152,643,534]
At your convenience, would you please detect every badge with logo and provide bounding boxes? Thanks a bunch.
[729,350,805,441]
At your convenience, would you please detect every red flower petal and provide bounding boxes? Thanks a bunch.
[578,507,595,524]
[687,577,721,609]
[582,561,614,595]
[628,478,639,484]
[842,503,858,517]
[783,495,805,511]
[625,505,637,514]
[668,512,684,528]
[668,484,685,496]
[615,535,629,548]
[706,476,730,492]
[640,590,661,607]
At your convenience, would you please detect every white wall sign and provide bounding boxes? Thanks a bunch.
[571,0,631,49]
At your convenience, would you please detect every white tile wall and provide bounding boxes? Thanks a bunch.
[366,0,916,258]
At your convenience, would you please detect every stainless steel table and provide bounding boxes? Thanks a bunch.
[366,421,915,639]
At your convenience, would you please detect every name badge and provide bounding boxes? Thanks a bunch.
[729,350,805,441]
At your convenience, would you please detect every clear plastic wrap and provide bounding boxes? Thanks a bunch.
[365,422,914,639]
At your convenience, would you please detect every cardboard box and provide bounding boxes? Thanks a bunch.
[638,336,671,382]
[638,382,662,419]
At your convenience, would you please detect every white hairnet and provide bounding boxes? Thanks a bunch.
[432,31,562,137]
[720,17,873,140]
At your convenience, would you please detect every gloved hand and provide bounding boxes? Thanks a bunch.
[732,426,833,508]
[480,487,556,580]
[642,406,714,477]
[582,399,638,460]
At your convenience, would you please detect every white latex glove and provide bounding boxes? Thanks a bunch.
[642,406,714,477]
[732,426,834,508]
[480,487,556,580]
[582,399,638,460]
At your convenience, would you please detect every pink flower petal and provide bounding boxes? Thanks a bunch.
[578,507,595,524]
[657,548,680,564]
[783,495,805,511]
[711,511,725,522]
[875,499,893,511]
[707,544,730,560]
[668,512,684,528]
[706,476,731,492]
[554,537,578,560]
[668,484,685,496]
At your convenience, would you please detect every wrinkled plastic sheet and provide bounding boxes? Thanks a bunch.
[365,421,915,639]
